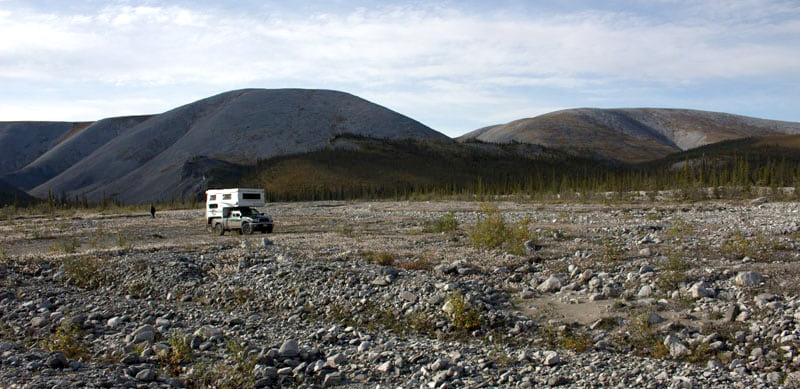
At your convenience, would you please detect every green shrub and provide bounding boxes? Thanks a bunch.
[446,292,482,331]
[51,238,79,254]
[469,203,533,255]
[157,332,193,375]
[656,251,690,291]
[363,251,395,266]
[424,212,459,233]
[62,256,109,289]
[40,321,88,360]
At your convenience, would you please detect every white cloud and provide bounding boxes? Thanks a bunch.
[0,1,798,135]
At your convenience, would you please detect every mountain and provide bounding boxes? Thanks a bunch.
[2,115,152,190]
[12,89,447,203]
[234,135,599,201]
[0,121,91,176]
[458,108,800,163]
[0,178,35,206]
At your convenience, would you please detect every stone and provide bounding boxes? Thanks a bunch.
[734,271,763,288]
[766,372,782,385]
[45,352,68,369]
[30,316,47,327]
[647,312,665,326]
[664,335,690,359]
[400,291,418,304]
[524,240,541,255]
[135,368,156,382]
[750,197,768,205]
[689,281,715,298]
[327,353,346,368]
[537,276,562,293]
[543,351,560,366]
[261,237,273,247]
[323,372,342,387]
[131,324,156,343]
[430,358,449,372]
[547,376,569,386]
[638,248,653,257]
[637,285,652,298]
[193,325,223,340]
[107,316,122,328]
[377,360,392,373]
[357,341,372,353]
[279,339,299,358]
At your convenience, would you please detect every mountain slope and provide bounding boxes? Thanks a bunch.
[0,178,35,206]
[458,108,800,163]
[0,121,92,176]
[30,89,448,203]
[1,115,152,190]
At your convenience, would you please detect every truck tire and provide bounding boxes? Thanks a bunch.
[214,223,224,236]
[241,222,253,235]
[266,225,274,234]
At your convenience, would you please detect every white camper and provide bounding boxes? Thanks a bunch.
[205,188,273,234]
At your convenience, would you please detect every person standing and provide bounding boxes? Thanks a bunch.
[150,204,156,218]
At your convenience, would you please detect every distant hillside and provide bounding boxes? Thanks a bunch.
[7,89,446,203]
[0,121,91,175]
[458,108,800,163]
[0,178,35,206]
[1,115,152,190]
[233,135,604,201]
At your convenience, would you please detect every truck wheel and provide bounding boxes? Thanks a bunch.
[266,225,274,234]
[241,222,253,235]
[214,223,224,236]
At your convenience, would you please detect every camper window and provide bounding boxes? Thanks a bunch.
[208,203,218,209]
[209,195,216,200]
[243,193,261,200]
[222,194,232,200]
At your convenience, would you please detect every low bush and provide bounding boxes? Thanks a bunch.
[424,212,459,233]
[62,256,110,289]
[40,321,88,360]
[469,203,533,255]
[446,292,482,331]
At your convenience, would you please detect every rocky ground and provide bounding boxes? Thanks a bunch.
[1,199,799,388]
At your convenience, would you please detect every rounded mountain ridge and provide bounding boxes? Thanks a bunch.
[29,88,449,203]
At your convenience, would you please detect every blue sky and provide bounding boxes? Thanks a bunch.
[1,0,798,137]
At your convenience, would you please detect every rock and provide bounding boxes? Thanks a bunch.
[664,335,690,359]
[107,316,122,328]
[689,281,715,298]
[524,240,541,255]
[430,358,449,372]
[279,339,299,358]
[135,368,156,382]
[357,341,372,353]
[543,351,560,366]
[261,237,273,247]
[30,316,47,327]
[131,324,156,343]
[323,372,342,387]
[723,304,740,323]
[240,240,250,249]
[750,197,768,205]
[45,352,68,369]
[327,353,346,368]
[637,285,652,298]
[766,372,782,385]
[434,263,458,275]
[538,276,562,293]
[193,325,223,340]
[638,248,653,257]
[639,265,654,274]
[647,312,665,326]
[547,375,569,386]
[734,271,763,288]
[399,291,418,304]
[376,360,392,373]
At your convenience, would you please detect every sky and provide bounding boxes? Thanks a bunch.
[0,0,798,137]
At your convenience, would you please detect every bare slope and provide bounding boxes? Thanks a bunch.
[458,108,800,163]
[32,89,448,203]
[2,115,152,190]
[0,121,91,176]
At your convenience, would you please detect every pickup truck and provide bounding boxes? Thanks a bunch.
[211,206,274,235]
